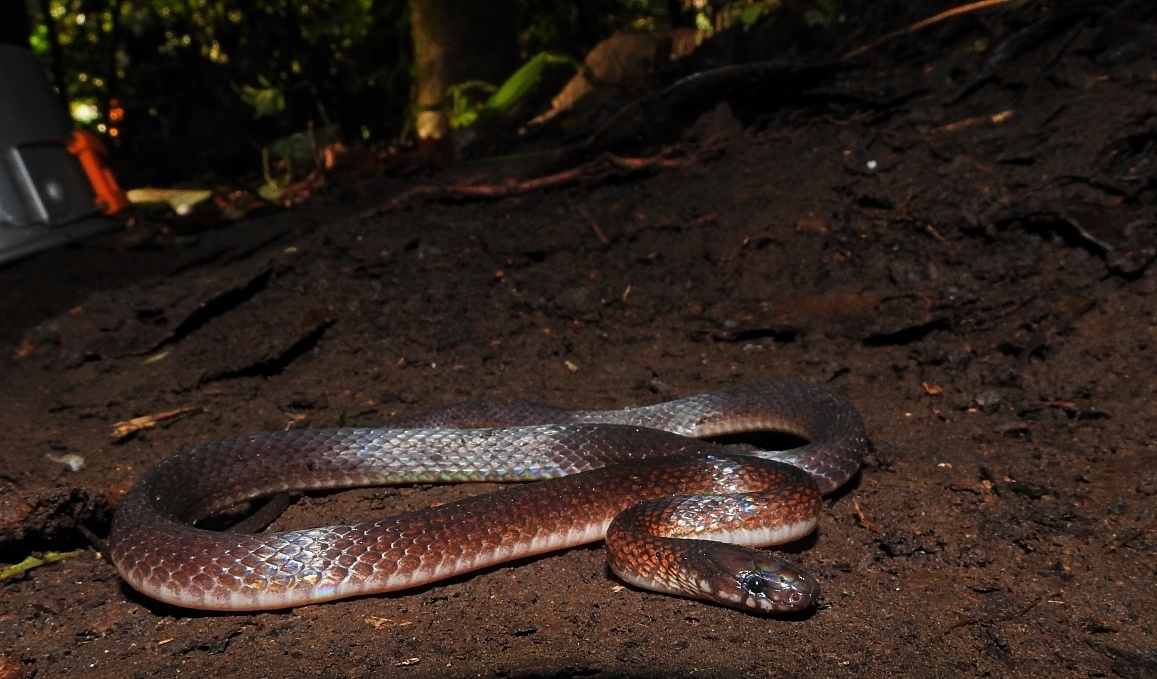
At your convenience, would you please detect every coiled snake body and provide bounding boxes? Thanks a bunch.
[108,381,868,613]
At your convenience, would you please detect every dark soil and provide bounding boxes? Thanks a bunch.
[2,6,1156,679]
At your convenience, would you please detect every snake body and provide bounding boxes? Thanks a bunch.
[108,381,868,613]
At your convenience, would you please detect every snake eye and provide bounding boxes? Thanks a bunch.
[738,571,771,597]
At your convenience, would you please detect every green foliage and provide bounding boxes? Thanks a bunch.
[28,22,51,54]
[267,124,341,169]
[448,52,578,130]
[446,81,497,130]
[489,53,576,114]
[24,0,833,184]
[688,1,785,33]
[0,550,83,581]
[739,2,773,28]
[239,78,287,119]
[28,0,411,185]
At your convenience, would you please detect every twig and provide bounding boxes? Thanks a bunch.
[578,205,611,245]
[77,525,112,563]
[359,148,703,219]
[853,500,884,534]
[0,549,84,581]
[842,0,1021,62]
[110,406,203,442]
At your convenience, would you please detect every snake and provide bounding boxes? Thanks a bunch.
[107,381,868,614]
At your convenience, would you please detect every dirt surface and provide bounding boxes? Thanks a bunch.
[2,6,1156,679]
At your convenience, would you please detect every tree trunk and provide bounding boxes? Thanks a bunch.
[409,0,521,139]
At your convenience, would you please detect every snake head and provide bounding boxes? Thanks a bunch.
[696,546,820,614]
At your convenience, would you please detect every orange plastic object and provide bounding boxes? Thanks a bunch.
[66,130,130,215]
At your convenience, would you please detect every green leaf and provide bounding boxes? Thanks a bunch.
[239,81,287,119]
[483,52,572,115]
[257,179,286,202]
[740,2,769,27]
[447,52,577,130]
[446,80,496,129]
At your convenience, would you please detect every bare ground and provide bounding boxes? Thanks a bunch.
[1,6,1156,679]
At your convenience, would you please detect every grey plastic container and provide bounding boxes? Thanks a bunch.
[0,44,115,264]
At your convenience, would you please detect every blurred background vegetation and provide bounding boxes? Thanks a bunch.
[8,0,870,186]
